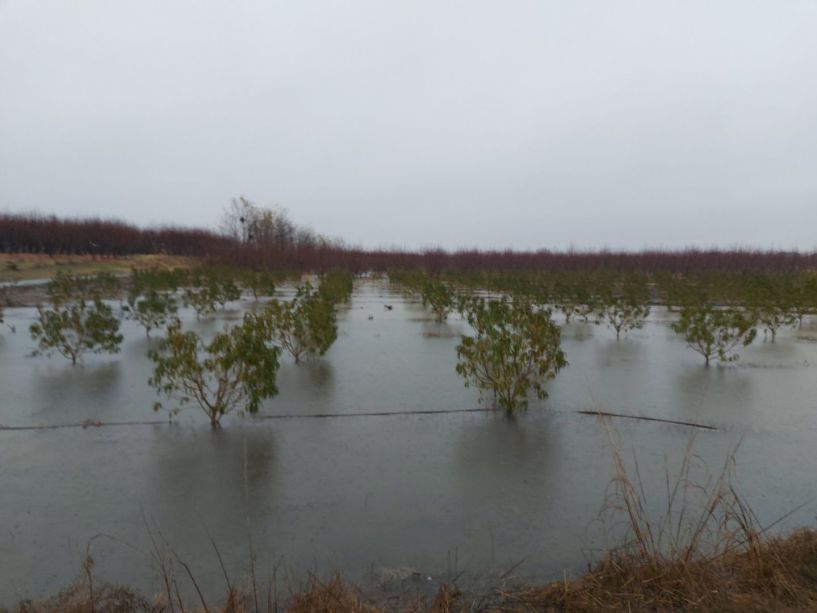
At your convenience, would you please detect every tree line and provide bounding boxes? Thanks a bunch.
[0,213,234,256]
[5,206,817,274]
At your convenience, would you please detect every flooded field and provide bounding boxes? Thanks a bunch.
[1,280,816,604]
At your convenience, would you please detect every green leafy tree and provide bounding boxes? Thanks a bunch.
[420,279,456,322]
[318,269,354,304]
[130,267,188,294]
[265,284,337,363]
[241,270,278,301]
[550,278,604,325]
[746,276,797,342]
[753,303,796,342]
[183,271,242,318]
[672,304,757,366]
[456,297,567,414]
[30,297,123,364]
[47,271,120,306]
[597,288,651,340]
[790,274,817,328]
[123,288,178,338]
[148,314,281,427]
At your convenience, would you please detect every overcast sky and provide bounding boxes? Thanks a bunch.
[1,1,816,251]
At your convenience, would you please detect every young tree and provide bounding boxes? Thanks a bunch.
[420,279,456,322]
[746,276,797,342]
[753,303,796,342]
[790,274,817,328]
[47,271,120,306]
[148,314,281,427]
[318,269,354,304]
[183,270,242,318]
[597,289,651,340]
[672,304,757,366]
[456,297,567,414]
[30,297,123,364]
[552,281,579,324]
[265,284,337,362]
[122,288,178,338]
[240,269,278,301]
[130,267,188,294]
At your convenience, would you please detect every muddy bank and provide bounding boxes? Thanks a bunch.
[12,529,817,611]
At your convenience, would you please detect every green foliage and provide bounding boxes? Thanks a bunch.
[32,272,123,364]
[456,296,567,414]
[148,314,281,427]
[30,298,123,364]
[264,284,338,363]
[790,274,817,327]
[597,283,651,339]
[318,269,354,304]
[672,304,757,366]
[122,288,178,337]
[130,267,188,294]
[420,279,456,322]
[745,275,797,342]
[183,270,242,318]
[47,271,120,306]
[555,285,601,324]
[240,269,278,301]
[390,269,456,321]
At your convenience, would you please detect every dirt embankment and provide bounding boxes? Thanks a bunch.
[13,529,817,612]
[0,253,199,307]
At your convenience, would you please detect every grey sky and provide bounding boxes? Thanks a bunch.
[1,1,816,250]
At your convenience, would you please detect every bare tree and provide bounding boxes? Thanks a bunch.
[219,196,323,249]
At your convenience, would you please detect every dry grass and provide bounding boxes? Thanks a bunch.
[0,254,199,282]
[499,529,817,611]
[10,529,817,612]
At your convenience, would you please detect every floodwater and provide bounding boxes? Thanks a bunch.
[1,280,817,604]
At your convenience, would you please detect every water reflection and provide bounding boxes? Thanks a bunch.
[560,321,595,341]
[420,321,461,339]
[125,334,162,357]
[33,362,123,417]
[743,339,799,368]
[4,285,817,603]
[672,366,755,426]
[456,413,558,471]
[303,360,335,388]
[451,413,565,566]
[595,338,644,367]
[273,360,336,410]
[148,426,278,520]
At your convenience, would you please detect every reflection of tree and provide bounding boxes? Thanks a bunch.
[560,321,595,341]
[673,367,755,426]
[139,426,278,601]
[147,427,278,525]
[35,362,123,416]
[420,321,461,339]
[455,416,557,477]
[451,415,567,569]
[595,337,644,367]
[273,360,336,406]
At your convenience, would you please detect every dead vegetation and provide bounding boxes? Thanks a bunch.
[11,532,817,612]
[0,253,199,283]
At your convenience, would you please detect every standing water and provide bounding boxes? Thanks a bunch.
[0,280,816,604]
